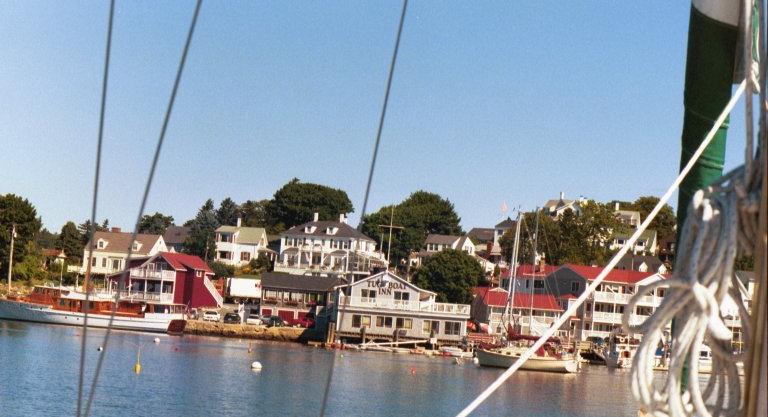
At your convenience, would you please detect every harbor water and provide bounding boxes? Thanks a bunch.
[1,320,643,417]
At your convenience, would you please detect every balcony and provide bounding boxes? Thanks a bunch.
[582,330,612,340]
[116,290,174,303]
[338,296,470,316]
[593,291,631,304]
[129,268,176,281]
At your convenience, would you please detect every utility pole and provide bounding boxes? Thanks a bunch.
[377,206,404,268]
[7,224,16,292]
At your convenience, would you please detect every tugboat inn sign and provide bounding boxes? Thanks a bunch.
[366,277,407,295]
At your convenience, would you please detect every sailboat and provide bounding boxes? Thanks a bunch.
[476,211,580,374]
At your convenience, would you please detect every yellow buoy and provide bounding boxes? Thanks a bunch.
[134,363,142,374]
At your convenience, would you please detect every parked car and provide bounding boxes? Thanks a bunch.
[263,316,286,328]
[202,310,221,322]
[245,313,263,326]
[287,316,315,328]
[223,312,241,324]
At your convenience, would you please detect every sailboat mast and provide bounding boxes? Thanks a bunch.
[503,212,523,331]
[528,208,539,333]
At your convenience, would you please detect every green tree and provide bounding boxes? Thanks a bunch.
[78,218,110,244]
[36,228,59,249]
[625,196,676,241]
[1,194,43,280]
[210,261,235,278]
[499,229,516,261]
[248,256,273,273]
[413,249,483,303]
[216,197,241,226]
[361,191,462,269]
[267,178,354,232]
[138,212,175,235]
[240,199,271,228]
[57,221,84,264]
[183,200,219,260]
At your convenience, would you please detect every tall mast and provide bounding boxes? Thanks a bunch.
[528,208,539,334]
[503,212,523,332]
[6,224,15,292]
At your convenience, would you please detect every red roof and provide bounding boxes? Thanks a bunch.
[474,286,509,307]
[563,264,654,284]
[511,293,562,311]
[158,252,213,274]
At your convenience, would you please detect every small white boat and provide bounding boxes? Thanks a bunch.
[604,333,637,368]
[476,346,579,373]
[439,346,472,358]
[362,345,392,352]
[391,347,410,354]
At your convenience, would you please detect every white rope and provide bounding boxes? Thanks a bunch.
[454,79,746,417]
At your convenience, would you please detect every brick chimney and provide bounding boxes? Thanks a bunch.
[313,212,319,222]
[111,227,121,233]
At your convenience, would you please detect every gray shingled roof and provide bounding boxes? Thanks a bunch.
[88,231,162,255]
[260,272,345,292]
[616,254,663,272]
[163,226,189,245]
[468,228,495,242]
[495,217,516,229]
[424,234,462,245]
[280,220,375,242]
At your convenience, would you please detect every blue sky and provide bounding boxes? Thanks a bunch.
[0,1,750,233]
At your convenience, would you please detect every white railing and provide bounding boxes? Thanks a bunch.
[129,268,176,281]
[339,296,469,316]
[424,302,470,315]
[117,290,174,303]
[203,276,223,307]
[593,291,631,304]
[636,295,658,306]
[582,330,612,340]
[591,311,624,323]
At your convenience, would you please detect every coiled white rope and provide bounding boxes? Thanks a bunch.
[454,80,747,417]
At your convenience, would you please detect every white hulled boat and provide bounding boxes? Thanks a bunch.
[0,285,186,334]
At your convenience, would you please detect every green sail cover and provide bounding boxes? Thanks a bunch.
[677,1,738,227]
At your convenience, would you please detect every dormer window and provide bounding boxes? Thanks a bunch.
[97,239,106,249]
[326,227,338,235]
[132,241,141,252]
[304,226,317,234]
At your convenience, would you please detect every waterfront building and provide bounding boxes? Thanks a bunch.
[409,234,496,274]
[224,275,262,304]
[543,265,666,340]
[41,248,67,270]
[107,251,223,308]
[163,225,190,253]
[259,272,342,329]
[502,263,561,294]
[274,213,386,280]
[214,219,273,266]
[334,270,471,344]
[471,286,566,337]
[76,228,166,275]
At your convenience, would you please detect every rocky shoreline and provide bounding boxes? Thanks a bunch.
[184,320,321,342]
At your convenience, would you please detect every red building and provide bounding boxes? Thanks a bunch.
[108,252,223,309]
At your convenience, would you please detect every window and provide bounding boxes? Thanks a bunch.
[361,289,377,300]
[396,318,412,329]
[570,281,580,292]
[111,259,121,271]
[361,315,371,327]
[422,320,440,334]
[533,280,544,289]
[240,252,251,261]
[352,315,361,328]
[219,233,233,243]
[91,257,97,267]
[393,291,409,301]
[97,240,105,249]
[376,316,393,327]
[445,321,461,335]
[101,258,107,268]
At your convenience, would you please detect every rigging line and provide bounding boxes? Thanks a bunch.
[76,1,114,416]
[454,79,747,417]
[357,0,409,226]
[319,2,408,417]
[80,1,202,416]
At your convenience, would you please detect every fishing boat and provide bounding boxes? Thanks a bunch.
[0,285,187,334]
[603,332,637,368]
